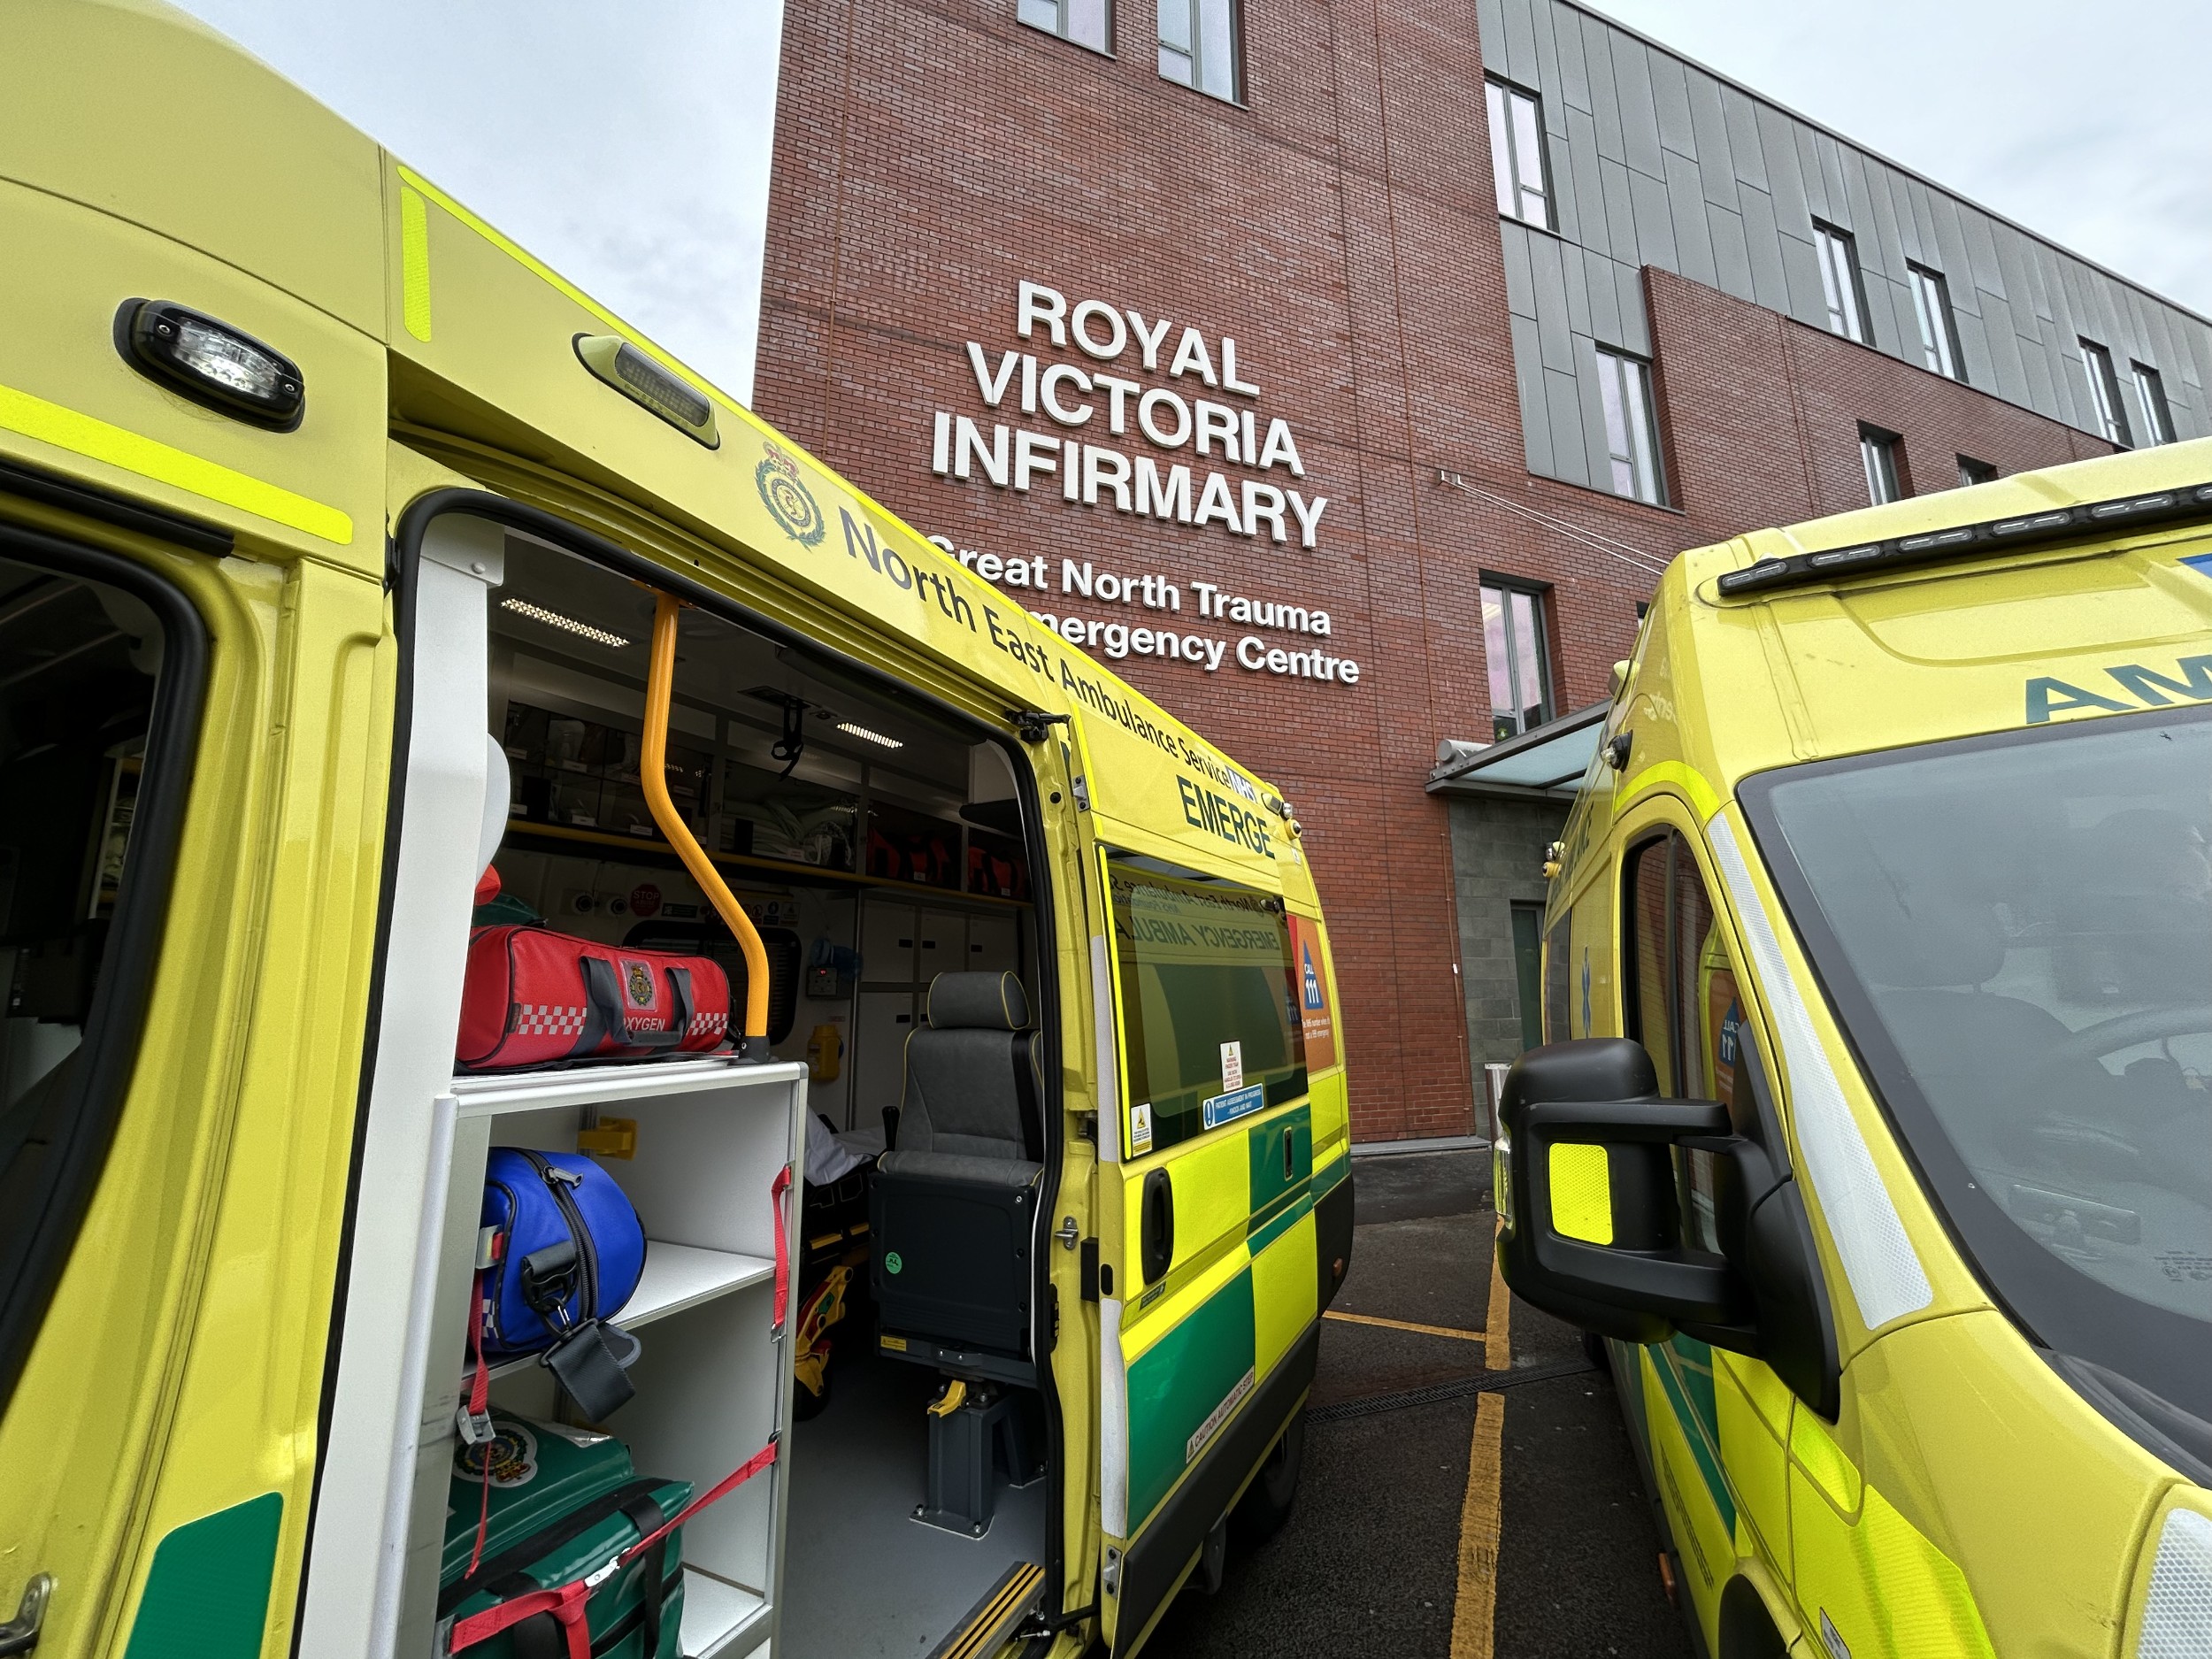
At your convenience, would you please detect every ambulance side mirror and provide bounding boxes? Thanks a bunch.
[1494,1037,1839,1418]
[1493,1039,1746,1345]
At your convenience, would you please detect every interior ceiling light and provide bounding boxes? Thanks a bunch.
[835,720,902,749]
[500,595,630,649]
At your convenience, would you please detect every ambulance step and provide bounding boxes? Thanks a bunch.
[925,1560,1048,1659]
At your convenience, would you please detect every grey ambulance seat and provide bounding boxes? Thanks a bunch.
[871,972,1042,1370]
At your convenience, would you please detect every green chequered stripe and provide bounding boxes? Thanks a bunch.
[1652,1337,1735,1535]
[1126,1268,1257,1530]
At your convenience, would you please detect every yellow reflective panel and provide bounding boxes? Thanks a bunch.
[1787,1409,1996,1659]
[0,380,352,543]
[1548,1142,1613,1243]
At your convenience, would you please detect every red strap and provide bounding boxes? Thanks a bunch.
[450,1168,792,1655]
[618,1435,780,1565]
[449,1577,592,1659]
[464,1270,494,1576]
[770,1164,792,1332]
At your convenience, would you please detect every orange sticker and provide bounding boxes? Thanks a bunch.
[1288,914,1336,1071]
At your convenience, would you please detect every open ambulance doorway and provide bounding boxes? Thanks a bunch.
[480,530,1063,1658]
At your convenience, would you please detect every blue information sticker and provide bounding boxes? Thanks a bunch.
[1201,1084,1266,1131]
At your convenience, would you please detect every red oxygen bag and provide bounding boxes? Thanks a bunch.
[457,923,733,1071]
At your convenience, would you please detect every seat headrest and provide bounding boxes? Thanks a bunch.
[928,971,1031,1032]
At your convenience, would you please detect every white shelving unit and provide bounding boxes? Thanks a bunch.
[396,1056,808,1659]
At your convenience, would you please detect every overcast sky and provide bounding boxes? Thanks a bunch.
[175,0,2210,409]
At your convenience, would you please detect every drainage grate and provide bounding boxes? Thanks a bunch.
[1307,1357,1599,1425]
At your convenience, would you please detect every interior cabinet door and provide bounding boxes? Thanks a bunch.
[915,910,967,986]
[859,899,917,986]
[853,989,918,1131]
[966,912,1020,978]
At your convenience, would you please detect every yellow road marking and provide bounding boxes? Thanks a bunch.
[1449,1394,1506,1659]
[1322,1309,1486,1344]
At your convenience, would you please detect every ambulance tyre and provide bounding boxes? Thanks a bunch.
[1231,1409,1306,1546]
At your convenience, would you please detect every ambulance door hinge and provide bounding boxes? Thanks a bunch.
[1008,710,1070,744]
[0,1573,51,1658]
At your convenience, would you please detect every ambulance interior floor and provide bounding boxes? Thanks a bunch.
[780,1348,1047,1659]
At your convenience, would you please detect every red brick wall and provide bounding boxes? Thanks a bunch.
[755,0,2109,1141]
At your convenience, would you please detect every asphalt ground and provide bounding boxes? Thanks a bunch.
[1138,1149,1692,1659]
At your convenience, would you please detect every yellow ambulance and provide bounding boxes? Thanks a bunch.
[0,4,1353,1656]
[1497,439,2212,1655]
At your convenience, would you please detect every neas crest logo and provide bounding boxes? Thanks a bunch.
[757,442,826,549]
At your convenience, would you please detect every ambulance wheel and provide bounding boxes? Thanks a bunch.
[1232,1409,1305,1545]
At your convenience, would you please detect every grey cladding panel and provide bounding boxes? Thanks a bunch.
[1647,50,1695,158]
[1583,247,1625,344]
[1600,157,1640,268]
[1686,71,1737,210]
[1582,17,1626,163]
[1778,232,1831,332]
[1550,0,1592,111]
[1527,231,1579,372]
[1500,0,1541,91]
[1510,312,1554,477]
[1629,167,1679,274]
[1563,106,1609,258]
[1608,36,1666,178]
[1500,219,1540,320]
[1709,204,1755,304]
[1721,85,1767,190]
[1663,150,1718,288]
[1543,365,1591,486]
[1613,261,1651,357]
[1793,126,1829,222]
[1529,0,1565,127]
[1739,186,1793,313]
[1757,104,1810,229]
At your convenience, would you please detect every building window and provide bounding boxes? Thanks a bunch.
[2080,340,2132,447]
[1018,0,1111,53]
[1957,455,1998,488]
[1486,80,1551,230]
[1813,221,1871,344]
[1907,263,1962,380]
[1481,579,1552,741]
[1860,424,1903,504]
[1157,0,1239,102]
[2131,361,2176,446]
[1595,347,1666,505]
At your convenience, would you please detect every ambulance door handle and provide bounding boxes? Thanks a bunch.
[0,1573,50,1656]
[1140,1169,1174,1285]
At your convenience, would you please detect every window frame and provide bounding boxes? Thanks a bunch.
[2131,360,2176,447]
[1018,0,1114,54]
[1479,574,1555,741]
[1594,344,1666,505]
[1156,0,1241,104]
[2079,339,2133,448]
[0,523,209,1409]
[1812,221,1873,345]
[1485,77,1554,231]
[1955,455,1998,488]
[1858,423,1903,505]
[1906,262,1963,380]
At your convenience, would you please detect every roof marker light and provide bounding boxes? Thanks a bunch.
[1717,477,2212,598]
[834,720,902,749]
[573,334,719,448]
[115,299,305,431]
[500,595,631,649]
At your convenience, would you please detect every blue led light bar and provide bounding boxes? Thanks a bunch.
[1717,480,2212,598]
